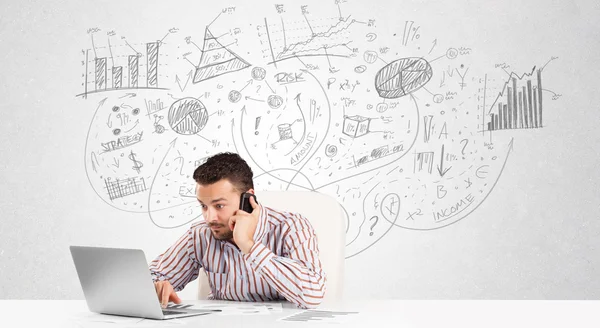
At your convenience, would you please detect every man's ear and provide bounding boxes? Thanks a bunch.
[247,188,255,195]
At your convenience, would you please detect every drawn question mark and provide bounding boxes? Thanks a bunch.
[315,157,322,166]
[256,84,261,93]
[369,216,379,236]
[460,139,469,155]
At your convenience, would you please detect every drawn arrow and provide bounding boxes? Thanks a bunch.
[112,158,120,168]
[124,119,140,133]
[146,137,200,229]
[412,137,516,231]
[118,93,136,99]
[436,144,452,177]
[239,79,253,92]
[245,96,264,102]
[175,70,193,92]
[98,97,108,107]
[428,39,437,54]
[264,80,275,93]
[294,93,302,109]
[230,118,240,154]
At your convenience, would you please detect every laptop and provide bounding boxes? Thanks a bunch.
[69,245,218,320]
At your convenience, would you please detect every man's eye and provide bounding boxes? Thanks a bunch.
[200,204,207,210]
[216,204,224,209]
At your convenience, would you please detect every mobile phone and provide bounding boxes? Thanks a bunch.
[239,192,257,213]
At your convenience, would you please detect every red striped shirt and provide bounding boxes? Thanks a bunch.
[149,206,327,308]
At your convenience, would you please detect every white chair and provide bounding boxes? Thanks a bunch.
[197,190,346,306]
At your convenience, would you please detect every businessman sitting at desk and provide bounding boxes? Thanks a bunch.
[149,152,326,309]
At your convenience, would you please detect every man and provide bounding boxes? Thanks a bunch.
[149,152,326,309]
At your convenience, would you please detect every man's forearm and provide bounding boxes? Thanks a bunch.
[243,242,326,308]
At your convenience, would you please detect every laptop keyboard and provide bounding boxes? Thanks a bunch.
[162,310,185,315]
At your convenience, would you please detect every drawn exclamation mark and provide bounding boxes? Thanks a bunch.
[407,120,411,133]
[255,117,261,135]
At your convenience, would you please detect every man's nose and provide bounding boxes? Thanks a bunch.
[205,207,218,222]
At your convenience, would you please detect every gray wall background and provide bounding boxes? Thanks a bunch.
[1,0,599,300]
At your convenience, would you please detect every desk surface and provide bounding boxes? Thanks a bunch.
[2,299,599,328]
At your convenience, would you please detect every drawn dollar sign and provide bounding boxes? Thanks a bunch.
[129,150,143,174]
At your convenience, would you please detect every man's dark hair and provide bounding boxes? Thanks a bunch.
[193,152,254,193]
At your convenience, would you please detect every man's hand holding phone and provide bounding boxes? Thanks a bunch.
[154,280,182,308]
[229,193,260,254]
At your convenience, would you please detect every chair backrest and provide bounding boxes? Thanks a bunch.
[197,190,346,305]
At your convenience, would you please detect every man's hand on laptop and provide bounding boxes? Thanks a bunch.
[154,281,182,308]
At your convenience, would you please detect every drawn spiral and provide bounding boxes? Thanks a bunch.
[325,144,338,157]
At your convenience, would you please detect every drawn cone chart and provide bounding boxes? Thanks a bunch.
[192,27,251,83]
[375,57,433,99]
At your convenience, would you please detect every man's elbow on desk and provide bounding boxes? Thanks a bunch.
[295,285,327,309]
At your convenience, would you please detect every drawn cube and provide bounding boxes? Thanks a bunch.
[342,115,370,138]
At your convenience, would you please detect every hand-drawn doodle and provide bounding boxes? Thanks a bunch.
[105,177,147,201]
[374,57,433,99]
[77,30,170,98]
[228,90,242,103]
[354,65,367,73]
[363,51,378,64]
[192,27,251,83]
[251,67,267,81]
[484,67,544,131]
[325,144,338,157]
[267,94,284,109]
[260,15,355,65]
[167,98,209,135]
[78,2,558,258]
[401,21,420,46]
[148,138,203,228]
[375,102,388,113]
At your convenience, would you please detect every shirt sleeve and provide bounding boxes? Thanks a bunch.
[148,223,204,292]
[243,214,326,309]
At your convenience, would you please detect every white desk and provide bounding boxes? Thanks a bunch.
[2,299,599,328]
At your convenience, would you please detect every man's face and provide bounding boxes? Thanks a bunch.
[196,179,242,241]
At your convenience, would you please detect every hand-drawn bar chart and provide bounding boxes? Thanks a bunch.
[487,68,543,131]
[79,40,165,98]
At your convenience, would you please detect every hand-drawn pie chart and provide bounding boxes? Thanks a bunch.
[167,98,209,135]
[374,57,433,99]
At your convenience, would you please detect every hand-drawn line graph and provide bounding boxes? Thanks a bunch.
[481,66,544,132]
[77,29,173,98]
[192,27,251,83]
[259,15,358,67]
